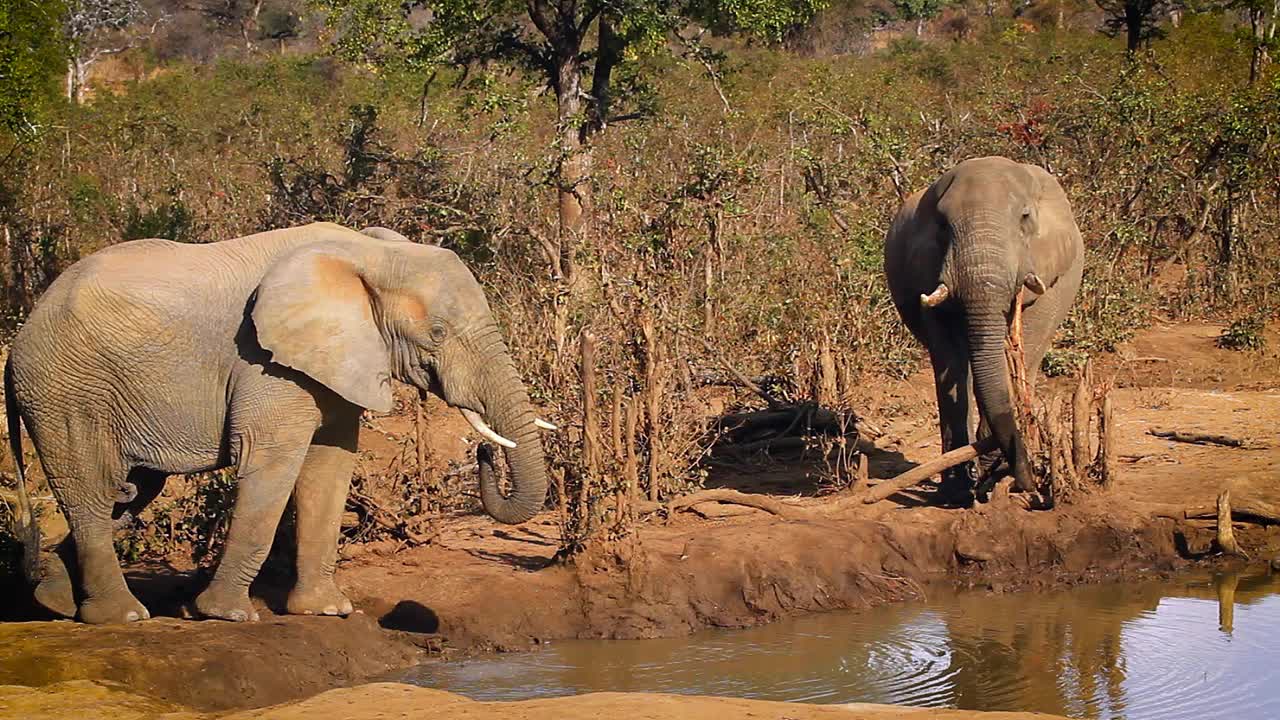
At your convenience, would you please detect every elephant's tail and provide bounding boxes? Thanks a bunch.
[4,355,40,585]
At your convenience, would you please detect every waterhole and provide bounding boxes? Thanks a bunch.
[400,570,1280,719]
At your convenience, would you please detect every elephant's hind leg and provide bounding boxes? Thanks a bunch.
[31,536,77,619]
[287,415,359,617]
[195,429,312,622]
[46,462,151,624]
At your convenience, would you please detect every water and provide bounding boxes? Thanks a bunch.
[399,570,1280,719]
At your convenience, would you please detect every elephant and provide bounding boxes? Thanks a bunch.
[883,156,1084,506]
[5,222,552,624]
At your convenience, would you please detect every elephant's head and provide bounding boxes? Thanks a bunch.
[922,157,1052,491]
[251,230,549,524]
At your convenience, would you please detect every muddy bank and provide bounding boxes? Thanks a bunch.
[0,613,421,712]
[342,493,1193,653]
[0,495,1213,713]
[0,680,1072,720]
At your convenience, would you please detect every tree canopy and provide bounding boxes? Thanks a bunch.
[0,0,67,135]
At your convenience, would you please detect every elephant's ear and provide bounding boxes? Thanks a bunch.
[1023,163,1083,282]
[252,244,394,413]
[924,166,961,208]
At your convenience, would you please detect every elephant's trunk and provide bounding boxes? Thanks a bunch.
[947,233,1035,492]
[468,331,548,525]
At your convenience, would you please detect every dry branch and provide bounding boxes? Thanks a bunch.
[1148,428,1255,448]
[692,332,784,409]
[348,490,437,545]
[1072,360,1093,473]
[1005,289,1039,459]
[580,332,599,530]
[636,488,810,520]
[642,313,664,501]
[862,436,1001,504]
[1099,395,1116,488]
[624,398,639,525]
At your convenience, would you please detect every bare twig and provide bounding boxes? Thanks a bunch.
[1100,395,1117,488]
[348,490,437,545]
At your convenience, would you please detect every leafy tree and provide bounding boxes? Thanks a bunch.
[1231,0,1278,83]
[1095,0,1169,54]
[63,0,161,103]
[893,0,947,36]
[314,0,825,281]
[0,0,67,136]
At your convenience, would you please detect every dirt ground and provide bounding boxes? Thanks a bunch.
[1,320,1277,715]
[0,680,1074,720]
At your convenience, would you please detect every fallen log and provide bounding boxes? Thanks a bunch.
[1148,428,1255,448]
[1150,496,1280,525]
[862,436,1001,504]
[636,488,810,520]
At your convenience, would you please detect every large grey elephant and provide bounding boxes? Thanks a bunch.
[5,222,551,624]
[884,156,1084,505]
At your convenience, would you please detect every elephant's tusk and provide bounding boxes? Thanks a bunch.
[1023,273,1047,294]
[460,408,518,449]
[535,418,558,431]
[919,283,950,307]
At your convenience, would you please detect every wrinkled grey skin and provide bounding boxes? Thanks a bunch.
[884,157,1084,505]
[5,222,548,624]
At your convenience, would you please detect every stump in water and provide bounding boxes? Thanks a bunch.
[1216,489,1250,559]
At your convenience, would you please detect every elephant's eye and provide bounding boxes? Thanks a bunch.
[429,322,448,343]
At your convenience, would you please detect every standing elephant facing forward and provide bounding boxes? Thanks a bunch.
[884,157,1084,506]
[6,222,550,624]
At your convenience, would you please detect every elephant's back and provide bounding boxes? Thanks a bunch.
[17,239,247,346]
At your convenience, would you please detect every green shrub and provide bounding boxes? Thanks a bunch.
[1217,316,1267,351]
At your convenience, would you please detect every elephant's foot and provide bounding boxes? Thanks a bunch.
[935,466,975,508]
[195,583,260,622]
[32,553,77,618]
[78,591,150,624]
[935,484,975,508]
[287,579,353,616]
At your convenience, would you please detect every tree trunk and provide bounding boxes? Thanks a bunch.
[1249,7,1271,84]
[1125,6,1142,54]
[554,53,587,282]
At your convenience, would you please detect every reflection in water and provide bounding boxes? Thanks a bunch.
[400,570,1280,719]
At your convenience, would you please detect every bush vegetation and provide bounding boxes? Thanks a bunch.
[1,5,1277,563]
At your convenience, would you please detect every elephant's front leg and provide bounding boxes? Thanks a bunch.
[924,314,975,507]
[195,429,313,622]
[286,415,358,617]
